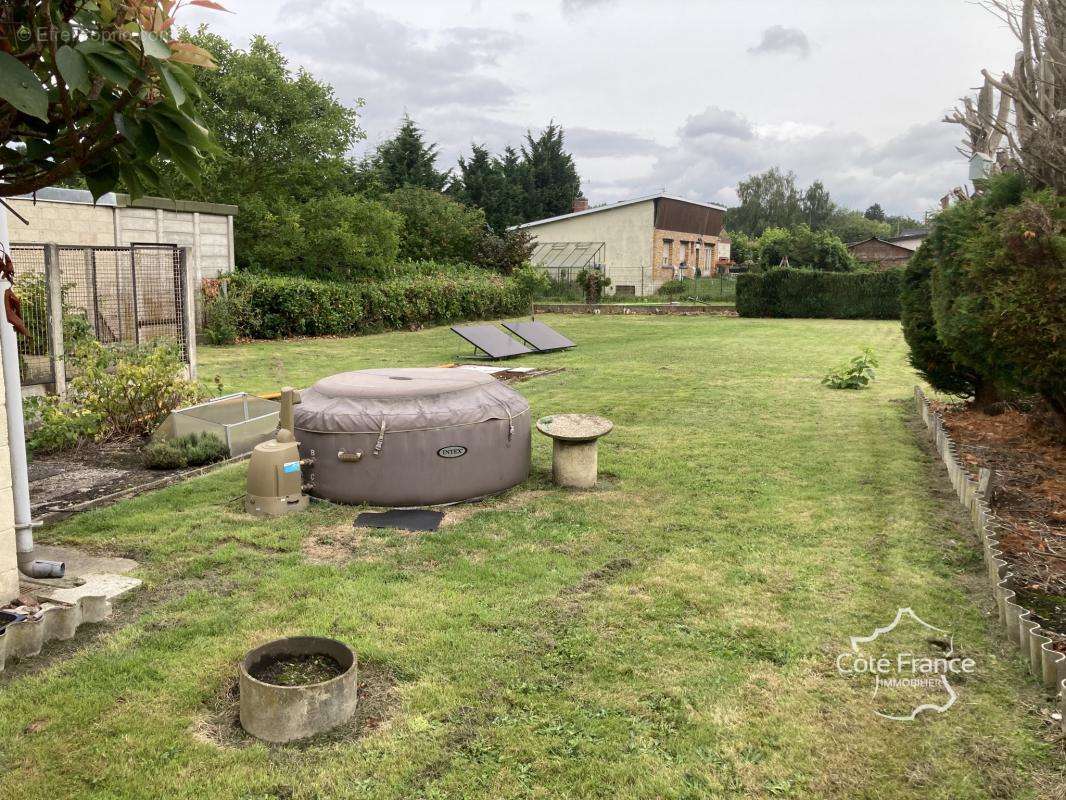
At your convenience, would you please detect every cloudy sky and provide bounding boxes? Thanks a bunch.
[185,0,1016,217]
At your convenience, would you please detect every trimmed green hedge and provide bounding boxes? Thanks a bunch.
[736,268,902,319]
[226,272,532,340]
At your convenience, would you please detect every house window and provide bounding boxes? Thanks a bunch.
[661,239,672,267]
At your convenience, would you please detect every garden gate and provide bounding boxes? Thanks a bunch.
[9,243,197,391]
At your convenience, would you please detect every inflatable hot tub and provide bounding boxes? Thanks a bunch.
[294,368,531,506]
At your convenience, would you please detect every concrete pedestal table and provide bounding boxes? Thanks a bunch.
[536,414,613,489]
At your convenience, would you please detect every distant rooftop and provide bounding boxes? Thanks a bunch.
[887,229,929,241]
[514,192,726,229]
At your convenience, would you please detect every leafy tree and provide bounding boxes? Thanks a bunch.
[154,31,365,268]
[826,209,891,243]
[790,225,855,272]
[802,181,835,230]
[520,123,581,222]
[385,187,487,263]
[729,231,758,266]
[0,1,226,199]
[864,203,886,222]
[495,146,529,227]
[451,143,526,231]
[362,116,449,194]
[452,144,497,210]
[297,194,401,280]
[725,168,804,237]
[755,225,854,272]
[756,228,793,270]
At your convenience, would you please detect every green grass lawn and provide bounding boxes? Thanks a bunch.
[1,315,1061,799]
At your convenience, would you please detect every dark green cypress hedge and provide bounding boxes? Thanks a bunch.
[223,272,532,340]
[899,243,980,396]
[736,268,903,319]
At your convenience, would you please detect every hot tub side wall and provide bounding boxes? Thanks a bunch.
[298,414,531,506]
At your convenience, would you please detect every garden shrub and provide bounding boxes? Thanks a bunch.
[201,294,241,345]
[736,268,902,319]
[576,268,611,304]
[899,242,980,396]
[757,227,792,270]
[510,264,551,300]
[297,193,402,280]
[27,340,202,453]
[473,227,537,274]
[225,271,532,340]
[930,181,1066,418]
[385,187,487,264]
[143,432,228,470]
[655,279,686,295]
[25,396,101,455]
[387,260,485,279]
[974,192,1066,419]
[822,348,878,389]
[754,226,856,272]
[654,278,737,302]
[538,275,585,301]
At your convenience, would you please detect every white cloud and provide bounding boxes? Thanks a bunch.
[182,0,1004,218]
[560,0,618,15]
[748,25,812,58]
[273,0,522,158]
[585,109,963,216]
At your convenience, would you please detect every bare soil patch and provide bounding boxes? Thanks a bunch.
[935,402,1066,648]
[302,489,552,565]
[29,439,241,522]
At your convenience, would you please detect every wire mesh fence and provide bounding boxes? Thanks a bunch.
[8,244,188,386]
[9,245,51,385]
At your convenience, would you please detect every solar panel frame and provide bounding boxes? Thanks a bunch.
[451,325,534,360]
[501,321,576,352]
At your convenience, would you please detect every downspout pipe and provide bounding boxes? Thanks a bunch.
[0,211,64,579]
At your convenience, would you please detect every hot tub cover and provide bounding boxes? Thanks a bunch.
[293,368,529,433]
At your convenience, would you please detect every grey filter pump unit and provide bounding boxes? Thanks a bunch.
[245,387,312,517]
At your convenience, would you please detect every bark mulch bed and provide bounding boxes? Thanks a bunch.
[935,402,1066,651]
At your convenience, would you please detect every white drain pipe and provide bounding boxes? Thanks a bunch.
[0,209,64,579]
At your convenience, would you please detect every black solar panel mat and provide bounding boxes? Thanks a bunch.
[451,325,533,359]
[501,321,575,352]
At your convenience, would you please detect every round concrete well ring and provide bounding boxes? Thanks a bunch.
[239,636,358,743]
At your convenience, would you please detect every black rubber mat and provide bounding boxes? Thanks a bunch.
[355,509,444,532]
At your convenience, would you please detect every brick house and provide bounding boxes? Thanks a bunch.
[514,193,726,296]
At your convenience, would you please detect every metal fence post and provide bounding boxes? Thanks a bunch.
[43,244,66,397]
[180,247,198,380]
